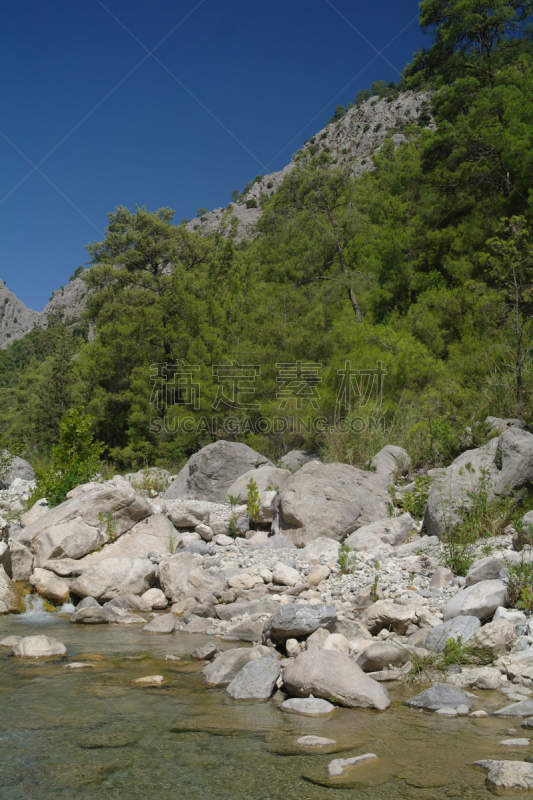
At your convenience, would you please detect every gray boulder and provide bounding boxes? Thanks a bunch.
[278,450,318,471]
[70,606,121,624]
[226,654,280,699]
[20,477,151,563]
[442,580,507,622]
[158,552,201,599]
[356,642,410,672]
[69,557,156,602]
[12,634,66,658]
[163,441,272,502]
[76,596,100,610]
[344,513,416,551]
[8,539,34,581]
[223,621,264,643]
[200,645,271,686]
[370,445,410,485]
[79,515,176,566]
[406,683,471,711]
[0,454,34,488]
[425,616,481,652]
[142,613,176,633]
[104,593,151,611]
[282,648,390,710]
[30,568,70,605]
[272,461,390,546]
[473,760,533,792]
[227,466,290,503]
[470,618,517,656]
[360,600,417,635]
[465,557,503,586]
[262,603,337,644]
[425,428,533,537]
[0,565,23,612]
[494,698,533,717]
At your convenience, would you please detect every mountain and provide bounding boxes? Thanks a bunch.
[0,89,432,348]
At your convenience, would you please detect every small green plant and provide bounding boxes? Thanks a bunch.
[98,510,118,542]
[505,556,533,611]
[373,123,382,132]
[405,636,494,683]
[167,531,178,554]
[402,476,431,520]
[363,124,370,132]
[228,515,238,538]
[328,694,340,705]
[246,477,260,522]
[338,542,357,575]
[227,494,240,511]
[246,198,258,209]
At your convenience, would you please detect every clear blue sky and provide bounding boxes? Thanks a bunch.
[0,0,428,310]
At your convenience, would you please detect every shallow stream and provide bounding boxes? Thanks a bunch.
[0,608,528,799]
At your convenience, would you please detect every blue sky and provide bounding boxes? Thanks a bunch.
[0,1,428,310]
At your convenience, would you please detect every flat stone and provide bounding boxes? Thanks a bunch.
[494,699,533,717]
[435,707,458,716]
[0,635,22,648]
[281,697,335,716]
[470,710,488,718]
[523,718,533,729]
[191,643,219,661]
[327,754,377,777]
[296,736,337,747]
[131,675,165,685]
[498,738,530,746]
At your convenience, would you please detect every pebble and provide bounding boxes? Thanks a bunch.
[498,739,530,747]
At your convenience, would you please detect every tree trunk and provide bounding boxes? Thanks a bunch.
[322,193,362,323]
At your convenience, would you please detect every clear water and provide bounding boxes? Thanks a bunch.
[0,611,525,799]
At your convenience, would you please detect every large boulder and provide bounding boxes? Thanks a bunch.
[272,461,390,546]
[78,514,176,566]
[19,477,151,564]
[30,568,70,605]
[344,514,416,551]
[69,558,156,601]
[360,601,417,635]
[473,760,533,792]
[227,466,291,503]
[278,450,318,471]
[299,537,340,562]
[425,428,533,537]
[226,653,280,699]
[262,603,337,644]
[370,445,410,485]
[163,441,272,502]
[465,556,503,586]
[356,642,410,672]
[200,645,271,686]
[158,552,201,599]
[425,616,481,652]
[8,539,34,581]
[0,565,23,612]
[282,648,390,710]
[470,618,517,656]
[442,580,507,622]
[0,454,34,487]
[12,635,66,658]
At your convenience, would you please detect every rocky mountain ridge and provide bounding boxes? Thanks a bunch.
[2,90,432,348]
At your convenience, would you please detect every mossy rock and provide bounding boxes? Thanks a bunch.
[78,731,138,749]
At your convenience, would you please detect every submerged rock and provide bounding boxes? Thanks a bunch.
[281,697,335,716]
[473,759,533,791]
[12,635,66,658]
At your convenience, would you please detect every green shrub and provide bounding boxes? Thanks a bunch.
[33,408,103,507]
[246,199,258,209]
[246,477,260,522]
[338,542,356,574]
[402,476,431,520]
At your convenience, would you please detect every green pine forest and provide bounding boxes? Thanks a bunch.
[2,0,533,475]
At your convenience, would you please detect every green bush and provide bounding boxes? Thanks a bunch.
[33,408,104,507]
[402,475,431,520]
[246,199,258,209]
[246,477,260,522]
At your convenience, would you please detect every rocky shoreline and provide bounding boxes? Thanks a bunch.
[1,422,533,790]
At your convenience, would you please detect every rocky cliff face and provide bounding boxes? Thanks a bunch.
[3,90,432,347]
[187,90,432,241]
